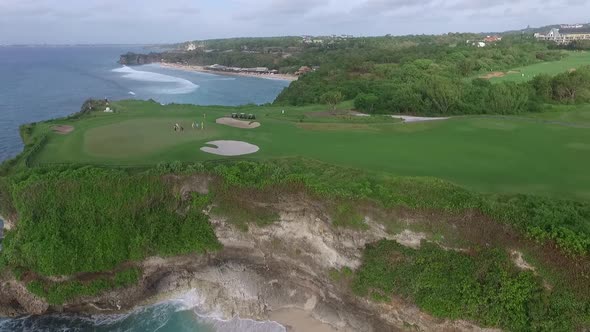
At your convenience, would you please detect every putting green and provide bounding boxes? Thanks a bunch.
[29,100,590,199]
[84,118,217,158]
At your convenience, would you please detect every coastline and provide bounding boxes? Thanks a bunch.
[270,308,342,332]
[158,62,298,82]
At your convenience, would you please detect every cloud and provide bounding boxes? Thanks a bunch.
[0,0,588,44]
[233,0,329,20]
[359,0,433,13]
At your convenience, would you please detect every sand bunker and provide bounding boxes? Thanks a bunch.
[200,140,259,156]
[52,125,74,134]
[480,71,506,79]
[216,117,260,129]
[391,115,449,123]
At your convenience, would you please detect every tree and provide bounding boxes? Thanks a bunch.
[531,74,553,102]
[422,77,462,115]
[551,68,590,103]
[320,91,343,112]
[354,93,379,114]
[486,82,529,114]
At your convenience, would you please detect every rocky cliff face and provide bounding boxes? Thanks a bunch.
[0,178,495,331]
[118,52,161,65]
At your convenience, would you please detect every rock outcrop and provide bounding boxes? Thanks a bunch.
[118,52,161,66]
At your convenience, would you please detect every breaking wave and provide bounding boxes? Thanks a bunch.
[0,289,285,332]
[112,66,199,95]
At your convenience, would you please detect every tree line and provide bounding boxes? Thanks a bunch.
[274,36,590,115]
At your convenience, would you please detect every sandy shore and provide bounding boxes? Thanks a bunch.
[270,308,343,332]
[159,63,298,81]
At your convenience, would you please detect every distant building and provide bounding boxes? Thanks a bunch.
[263,47,283,54]
[205,64,272,74]
[186,43,197,51]
[561,24,584,29]
[477,42,486,48]
[535,26,590,44]
[296,66,312,75]
[484,36,502,43]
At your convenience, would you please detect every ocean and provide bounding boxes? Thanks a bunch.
[0,46,290,331]
[0,290,285,332]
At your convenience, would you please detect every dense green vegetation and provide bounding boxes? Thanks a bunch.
[0,167,220,276]
[353,240,589,331]
[23,100,590,199]
[27,268,141,305]
[280,54,590,116]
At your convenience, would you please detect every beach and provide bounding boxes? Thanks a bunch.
[159,62,298,81]
[270,308,344,332]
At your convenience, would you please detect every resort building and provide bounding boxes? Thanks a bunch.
[535,27,590,44]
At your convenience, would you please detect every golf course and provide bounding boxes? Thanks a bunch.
[488,50,590,82]
[27,100,590,199]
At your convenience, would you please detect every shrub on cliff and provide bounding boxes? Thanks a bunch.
[353,240,590,331]
[1,167,221,276]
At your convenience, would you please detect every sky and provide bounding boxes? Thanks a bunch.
[0,0,588,44]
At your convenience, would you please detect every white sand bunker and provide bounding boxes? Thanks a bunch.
[216,117,260,129]
[52,125,74,134]
[200,140,260,156]
[391,115,450,123]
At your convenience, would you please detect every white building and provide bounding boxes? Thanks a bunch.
[186,43,198,51]
[535,27,590,44]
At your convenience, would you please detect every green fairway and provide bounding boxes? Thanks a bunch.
[31,100,590,199]
[489,51,590,83]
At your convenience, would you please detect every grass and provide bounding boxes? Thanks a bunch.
[522,103,590,126]
[28,100,590,200]
[488,51,590,83]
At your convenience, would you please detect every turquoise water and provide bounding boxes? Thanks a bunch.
[0,46,289,331]
[0,46,289,162]
[0,290,285,332]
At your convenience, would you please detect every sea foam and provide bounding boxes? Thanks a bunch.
[112,66,199,94]
[0,289,286,332]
